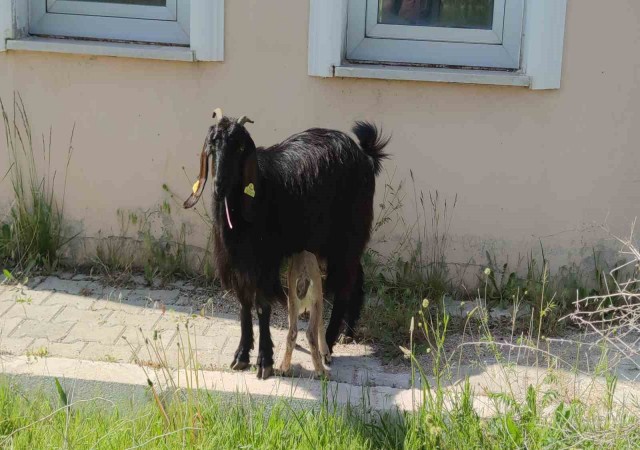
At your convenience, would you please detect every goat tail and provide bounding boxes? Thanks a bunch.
[352,121,390,176]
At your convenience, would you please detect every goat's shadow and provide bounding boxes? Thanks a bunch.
[274,363,321,380]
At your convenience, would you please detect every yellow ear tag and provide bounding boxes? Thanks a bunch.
[192,179,200,194]
[244,183,255,198]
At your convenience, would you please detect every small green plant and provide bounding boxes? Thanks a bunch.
[0,94,77,275]
[1,269,13,285]
[25,346,49,360]
[92,209,137,281]
[480,242,632,336]
[481,250,523,308]
[92,184,215,287]
[101,354,118,363]
[360,170,458,358]
[54,377,69,409]
[139,201,191,284]
[365,171,457,302]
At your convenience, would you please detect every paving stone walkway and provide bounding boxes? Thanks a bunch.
[0,274,406,388]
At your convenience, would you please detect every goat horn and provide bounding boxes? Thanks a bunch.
[212,108,223,120]
[237,116,254,126]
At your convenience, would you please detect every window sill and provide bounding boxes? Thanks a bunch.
[6,37,194,62]
[334,64,531,87]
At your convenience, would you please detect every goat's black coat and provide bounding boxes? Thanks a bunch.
[185,117,389,377]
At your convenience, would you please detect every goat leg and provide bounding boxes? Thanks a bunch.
[279,268,299,376]
[230,304,253,371]
[325,261,359,353]
[308,280,329,378]
[280,289,298,375]
[344,263,365,339]
[325,298,346,355]
[256,301,274,379]
[318,301,331,366]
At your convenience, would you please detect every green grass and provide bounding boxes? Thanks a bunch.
[0,382,385,449]
[1,373,638,449]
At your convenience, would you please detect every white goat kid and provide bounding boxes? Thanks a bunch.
[279,251,331,377]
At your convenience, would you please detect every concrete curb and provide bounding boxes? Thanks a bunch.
[3,355,639,420]
[0,355,421,412]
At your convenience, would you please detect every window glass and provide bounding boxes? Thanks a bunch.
[73,0,166,5]
[378,0,494,30]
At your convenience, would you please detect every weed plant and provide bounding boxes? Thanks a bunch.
[0,94,76,276]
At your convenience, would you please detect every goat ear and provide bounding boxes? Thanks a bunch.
[240,147,259,222]
[183,149,211,209]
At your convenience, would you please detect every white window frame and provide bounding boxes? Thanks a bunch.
[46,0,178,21]
[348,0,523,69]
[309,0,568,90]
[0,0,224,62]
[365,0,505,44]
[30,0,190,45]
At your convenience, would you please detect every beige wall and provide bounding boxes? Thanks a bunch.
[1,0,640,272]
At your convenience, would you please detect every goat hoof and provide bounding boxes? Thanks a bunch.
[278,364,292,376]
[257,365,273,380]
[230,360,249,371]
[316,369,330,380]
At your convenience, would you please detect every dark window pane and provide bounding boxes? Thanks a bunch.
[73,0,166,6]
[379,0,494,30]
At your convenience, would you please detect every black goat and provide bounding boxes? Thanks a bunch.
[183,109,389,379]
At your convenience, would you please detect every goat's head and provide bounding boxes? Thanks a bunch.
[183,109,259,225]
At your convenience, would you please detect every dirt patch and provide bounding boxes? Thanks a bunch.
[381,327,640,382]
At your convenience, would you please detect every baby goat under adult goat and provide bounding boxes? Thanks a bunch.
[183,109,389,379]
[281,251,329,377]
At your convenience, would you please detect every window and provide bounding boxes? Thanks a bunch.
[308,0,568,89]
[2,0,223,61]
[347,0,524,69]
[29,0,190,45]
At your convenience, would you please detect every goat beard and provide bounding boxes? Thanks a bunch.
[224,197,233,229]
